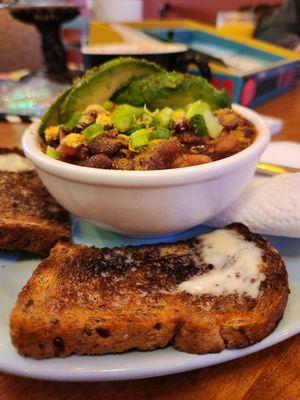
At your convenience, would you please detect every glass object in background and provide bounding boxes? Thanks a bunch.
[0,75,67,118]
[9,1,80,81]
[0,1,81,119]
[90,0,143,22]
[216,11,255,38]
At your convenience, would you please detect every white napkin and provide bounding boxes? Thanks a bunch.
[207,141,300,238]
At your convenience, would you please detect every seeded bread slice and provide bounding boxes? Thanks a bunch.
[10,223,289,358]
[0,148,70,255]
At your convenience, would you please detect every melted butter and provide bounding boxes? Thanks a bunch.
[178,229,265,298]
[0,154,34,172]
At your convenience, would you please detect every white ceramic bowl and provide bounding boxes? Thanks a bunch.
[22,104,270,236]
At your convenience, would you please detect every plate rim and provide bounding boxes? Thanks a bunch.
[1,229,299,382]
[1,282,299,381]
[0,325,299,382]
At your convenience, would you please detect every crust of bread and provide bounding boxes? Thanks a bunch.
[0,221,70,257]
[10,223,289,358]
[0,148,70,255]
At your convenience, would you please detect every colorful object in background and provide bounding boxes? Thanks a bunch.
[0,69,30,82]
[216,11,256,39]
[88,22,125,46]
[0,76,68,118]
[63,0,91,71]
[129,20,300,108]
[211,77,235,98]
[82,23,192,73]
[240,78,257,107]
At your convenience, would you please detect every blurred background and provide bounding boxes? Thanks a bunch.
[0,0,299,119]
[0,0,285,73]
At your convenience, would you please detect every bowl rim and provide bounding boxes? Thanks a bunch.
[22,104,270,188]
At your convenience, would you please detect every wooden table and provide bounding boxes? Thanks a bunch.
[1,86,300,400]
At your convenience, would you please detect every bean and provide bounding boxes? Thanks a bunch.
[172,154,212,168]
[178,131,206,146]
[212,136,238,153]
[59,144,89,162]
[215,109,241,131]
[82,154,112,169]
[88,136,124,156]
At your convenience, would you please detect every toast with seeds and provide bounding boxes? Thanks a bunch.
[10,223,289,358]
[0,148,70,255]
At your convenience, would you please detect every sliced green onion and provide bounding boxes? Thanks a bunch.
[142,112,154,126]
[203,110,223,139]
[186,101,221,138]
[152,109,159,117]
[114,104,143,119]
[149,127,171,141]
[102,100,114,111]
[191,114,208,136]
[186,100,210,120]
[130,128,150,149]
[63,111,82,132]
[155,107,173,127]
[127,123,146,136]
[158,127,171,139]
[112,110,135,132]
[148,131,159,141]
[82,123,104,140]
[46,145,60,160]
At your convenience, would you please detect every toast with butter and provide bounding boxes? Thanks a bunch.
[10,223,289,358]
[0,148,70,255]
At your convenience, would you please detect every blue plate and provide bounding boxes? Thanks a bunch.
[0,219,299,381]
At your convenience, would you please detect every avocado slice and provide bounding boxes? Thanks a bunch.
[113,71,231,111]
[38,88,72,136]
[38,67,100,136]
[60,57,162,123]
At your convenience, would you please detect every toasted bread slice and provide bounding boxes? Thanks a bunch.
[0,148,70,255]
[10,223,289,358]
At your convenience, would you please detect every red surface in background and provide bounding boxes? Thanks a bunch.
[211,77,235,98]
[143,0,282,24]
